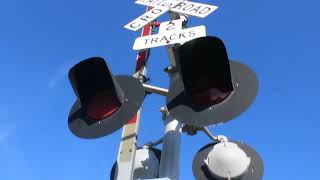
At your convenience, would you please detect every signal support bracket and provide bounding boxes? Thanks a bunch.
[143,84,169,96]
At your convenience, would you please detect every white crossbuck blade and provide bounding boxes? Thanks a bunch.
[133,25,206,50]
[124,0,185,31]
[135,0,218,18]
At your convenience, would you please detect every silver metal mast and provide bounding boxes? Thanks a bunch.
[158,12,187,180]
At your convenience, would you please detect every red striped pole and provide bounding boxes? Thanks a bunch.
[115,6,153,180]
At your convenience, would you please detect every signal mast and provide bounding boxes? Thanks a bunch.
[66,1,264,180]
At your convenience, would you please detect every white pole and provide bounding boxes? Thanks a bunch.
[159,108,183,180]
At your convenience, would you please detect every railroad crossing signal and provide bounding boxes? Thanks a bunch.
[67,57,145,139]
[66,1,264,179]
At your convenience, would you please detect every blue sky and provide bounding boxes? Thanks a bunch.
[0,0,319,179]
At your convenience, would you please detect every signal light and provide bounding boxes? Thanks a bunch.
[166,36,259,126]
[192,141,264,180]
[179,36,233,107]
[68,57,145,139]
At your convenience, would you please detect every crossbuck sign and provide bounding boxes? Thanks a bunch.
[124,0,218,50]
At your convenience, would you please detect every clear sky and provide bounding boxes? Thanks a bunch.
[0,0,319,179]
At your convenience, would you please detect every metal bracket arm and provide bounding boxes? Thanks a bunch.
[143,84,169,96]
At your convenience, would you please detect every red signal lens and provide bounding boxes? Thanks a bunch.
[189,80,232,106]
[86,91,121,121]
[191,88,232,106]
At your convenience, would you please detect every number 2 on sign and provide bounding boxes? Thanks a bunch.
[159,19,183,34]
